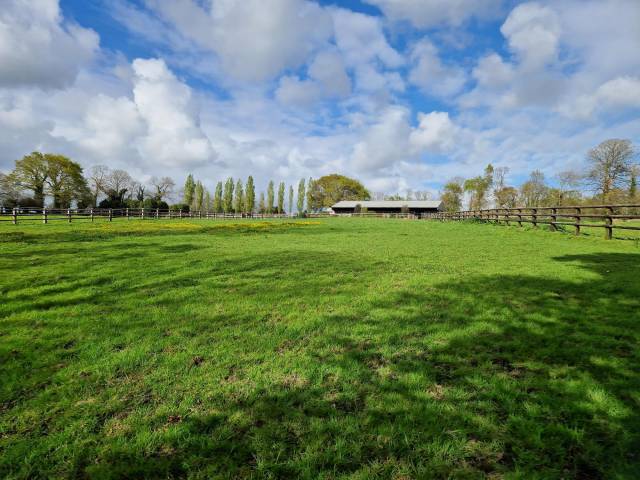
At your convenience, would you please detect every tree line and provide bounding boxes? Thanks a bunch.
[440,139,638,212]
[0,153,177,210]
[0,152,372,215]
[180,173,370,214]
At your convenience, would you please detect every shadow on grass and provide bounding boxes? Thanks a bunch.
[66,253,640,479]
[1,251,639,478]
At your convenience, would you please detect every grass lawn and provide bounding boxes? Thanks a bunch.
[1,218,639,479]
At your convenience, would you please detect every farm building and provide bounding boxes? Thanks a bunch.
[331,200,443,215]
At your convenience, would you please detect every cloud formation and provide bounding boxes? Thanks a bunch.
[0,0,638,198]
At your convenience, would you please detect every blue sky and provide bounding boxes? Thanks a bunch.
[1,0,639,198]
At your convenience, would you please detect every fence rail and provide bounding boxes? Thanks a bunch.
[425,204,640,239]
[0,207,308,224]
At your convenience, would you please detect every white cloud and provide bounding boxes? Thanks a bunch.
[308,50,351,98]
[352,108,463,172]
[145,0,333,82]
[500,2,561,70]
[0,0,99,89]
[363,0,504,28]
[408,40,467,98]
[352,107,411,171]
[331,8,403,69]
[275,76,322,107]
[409,112,459,153]
[132,58,216,166]
[471,53,514,89]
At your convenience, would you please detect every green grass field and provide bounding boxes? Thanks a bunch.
[1,218,639,479]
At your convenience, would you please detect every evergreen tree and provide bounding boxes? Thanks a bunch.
[266,180,275,214]
[204,189,211,211]
[288,185,294,215]
[183,174,195,206]
[277,181,285,213]
[258,192,266,213]
[223,177,234,213]
[306,177,314,212]
[194,181,204,211]
[245,176,256,213]
[234,179,244,213]
[297,178,306,214]
[214,181,223,213]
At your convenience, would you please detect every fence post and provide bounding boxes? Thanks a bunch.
[126,208,129,220]
[550,208,557,231]
[90,208,94,222]
[42,208,48,224]
[574,207,581,236]
[67,208,72,223]
[532,208,538,228]
[12,208,17,224]
[108,209,113,222]
[605,206,613,240]
[156,208,159,219]
[179,209,182,219]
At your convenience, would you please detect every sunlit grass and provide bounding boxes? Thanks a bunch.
[1,218,639,478]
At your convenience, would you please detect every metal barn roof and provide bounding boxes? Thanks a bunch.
[332,200,443,208]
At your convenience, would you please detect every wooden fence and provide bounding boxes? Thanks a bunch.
[0,207,305,224]
[424,204,640,239]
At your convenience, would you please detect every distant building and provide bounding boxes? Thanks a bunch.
[331,200,443,215]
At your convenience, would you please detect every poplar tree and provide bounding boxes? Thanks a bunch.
[266,180,274,214]
[288,185,294,215]
[277,181,285,214]
[258,192,266,213]
[245,176,256,213]
[223,177,234,213]
[204,189,211,211]
[214,181,223,213]
[194,181,204,211]
[234,179,244,213]
[297,178,306,214]
[306,177,314,212]
[183,174,195,206]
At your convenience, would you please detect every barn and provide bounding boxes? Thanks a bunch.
[331,200,443,215]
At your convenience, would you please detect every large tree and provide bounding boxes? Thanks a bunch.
[288,185,294,215]
[183,174,196,206]
[44,154,89,208]
[223,177,234,213]
[245,176,255,213]
[307,174,370,208]
[306,177,314,211]
[464,164,493,210]
[441,178,464,212]
[234,179,244,213]
[152,176,175,202]
[88,165,109,207]
[519,170,547,207]
[0,172,21,206]
[258,191,266,214]
[277,181,285,214]
[585,139,635,202]
[266,180,275,214]
[9,152,49,205]
[297,178,306,214]
[103,169,133,204]
[193,181,204,211]
[214,181,223,213]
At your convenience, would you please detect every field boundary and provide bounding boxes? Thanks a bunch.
[425,204,640,239]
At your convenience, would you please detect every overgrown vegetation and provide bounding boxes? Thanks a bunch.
[1,218,638,478]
